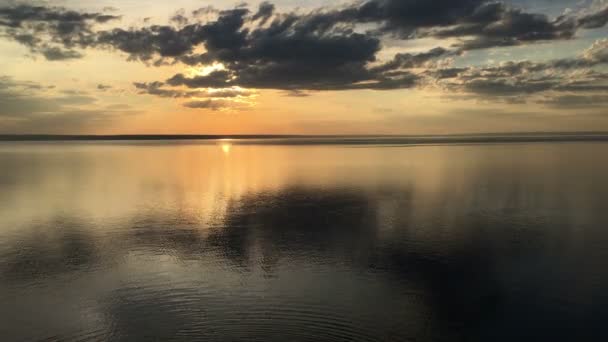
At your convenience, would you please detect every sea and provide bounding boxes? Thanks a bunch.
[1,137,608,341]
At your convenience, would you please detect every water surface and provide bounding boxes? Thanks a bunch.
[1,140,608,341]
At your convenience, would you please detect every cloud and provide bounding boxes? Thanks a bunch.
[0,4,120,60]
[161,36,606,94]
[134,81,190,98]
[134,81,254,98]
[2,1,608,110]
[88,1,607,93]
[0,75,48,90]
[538,94,608,108]
[428,38,608,102]
[0,5,119,27]
[207,88,255,98]
[182,99,230,110]
[461,77,557,96]
[284,90,311,97]
[304,0,486,37]
[96,25,200,62]
[0,76,136,133]
[170,10,189,27]
[2,1,608,66]
[133,81,255,110]
[166,70,233,88]
[582,38,608,63]
[192,6,218,18]
[329,1,604,50]
[152,6,428,92]
[2,1,606,74]
[40,47,83,60]
[164,67,420,91]
[441,67,608,102]
[418,3,580,50]
[370,47,457,73]
[97,84,112,91]
[251,2,275,25]
[577,5,608,29]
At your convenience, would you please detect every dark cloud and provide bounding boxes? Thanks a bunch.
[170,10,189,27]
[89,1,608,92]
[335,1,604,50]
[152,34,605,94]
[134,81,186,98]
[97,84,112,91]
[134,81,188,98]
[305,0,485,37]
[40,46,83,60]
[2,1,608,66]
[251,2,275,25]
[0,5,119,27]
[95,7,247,62]
[370,47,456,73]
[166,70,233,88]
[96,25,202,62]
[192,6,218,18]
[266,0,584,51]
[165,66,420,91]
[0,4,120,60]
[150,6,426,91]
[426,67,469,80]
[284,0,602,51]
[577,5,608,29]
[427,2,577,50]
[284,89,311,97]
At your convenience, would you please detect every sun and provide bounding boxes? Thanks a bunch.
[221,143,231,154]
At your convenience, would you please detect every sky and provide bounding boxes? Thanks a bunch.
[0,0,607,135]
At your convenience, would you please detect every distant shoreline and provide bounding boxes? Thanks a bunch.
[1,132,608,145]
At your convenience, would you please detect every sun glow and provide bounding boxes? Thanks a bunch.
[189,62,226,77]
[221,142,231,154]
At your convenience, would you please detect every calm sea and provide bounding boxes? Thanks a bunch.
[1,140,608,341]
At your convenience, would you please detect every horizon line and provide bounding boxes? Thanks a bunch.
[2,131,608,144]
